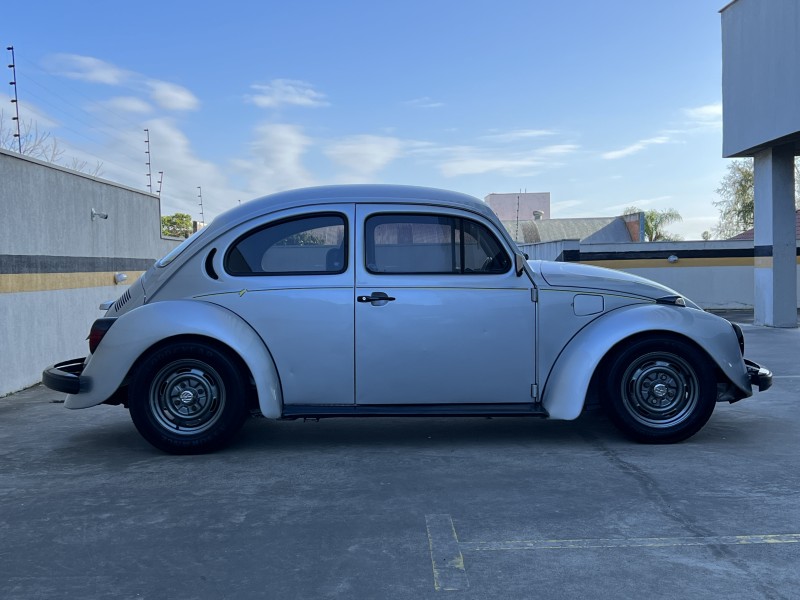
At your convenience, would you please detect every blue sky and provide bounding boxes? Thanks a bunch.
[3,1,729,239]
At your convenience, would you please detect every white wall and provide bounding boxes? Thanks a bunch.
[0,150,180,396]
[521,240,800,310]
[722,0,800,156]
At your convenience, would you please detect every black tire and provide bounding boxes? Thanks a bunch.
[128,341,249,454]
[602,337,717,443]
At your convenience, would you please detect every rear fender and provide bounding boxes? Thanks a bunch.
[542,304,750,420]
[64,300,283,418]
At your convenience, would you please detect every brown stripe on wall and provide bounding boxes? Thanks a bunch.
[0,271,145,293]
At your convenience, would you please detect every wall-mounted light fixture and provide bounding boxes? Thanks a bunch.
[114,273,128,285]
[91,208,108,221]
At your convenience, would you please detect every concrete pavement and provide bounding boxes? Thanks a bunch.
[1,321,798,599]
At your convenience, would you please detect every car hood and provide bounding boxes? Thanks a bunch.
[534,260,698,305]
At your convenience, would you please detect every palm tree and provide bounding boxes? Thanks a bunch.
[624,207,683,241]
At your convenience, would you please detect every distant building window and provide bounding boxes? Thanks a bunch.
[365,214,510,274]
[225,214,346,275]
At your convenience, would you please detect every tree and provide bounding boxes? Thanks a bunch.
[1,109,104,175]
[624,207,683,242]
[161,212,193,238]
[713,159,754,239]
[714,158,800,239]
[1,110,63,162]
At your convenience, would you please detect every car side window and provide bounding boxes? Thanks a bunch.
[365,214,510,274]
[225,213,346,275]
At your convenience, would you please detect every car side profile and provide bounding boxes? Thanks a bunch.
[43,185,772,453]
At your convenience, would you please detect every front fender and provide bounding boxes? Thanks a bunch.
[64,300,283,418]
[541,304,750,420]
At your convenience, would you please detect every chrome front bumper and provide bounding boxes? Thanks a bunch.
[745,359,772,392]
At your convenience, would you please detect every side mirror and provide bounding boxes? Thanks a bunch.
[515,253,526,276]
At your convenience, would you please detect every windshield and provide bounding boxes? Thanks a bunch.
[157,227,206,268]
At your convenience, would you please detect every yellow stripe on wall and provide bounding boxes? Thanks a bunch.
[581,257,758,269]
[0,271,144,294]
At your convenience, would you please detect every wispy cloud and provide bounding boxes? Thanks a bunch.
[46,54,129,85]
[325,135,403,179]
[247,79,328,109]
[551,199,584,212]
[684,102,722,124]
[601,136,670,160]
[95,96,152,114]
[435,142,580,177]
[404,97,444,109]
[46,54,199,112]
[480,129,556,143]
[147,81,199,111]
[232,123,315,194]
[604,195,673,212]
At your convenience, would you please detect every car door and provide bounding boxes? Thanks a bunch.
[355,205,536,406]
[210,204,355,405]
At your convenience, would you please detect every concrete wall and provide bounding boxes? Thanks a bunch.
[520,239,800,309]
[0,149,180,396]
[722,0,800,157]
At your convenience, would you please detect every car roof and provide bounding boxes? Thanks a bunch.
[205,184,501,234]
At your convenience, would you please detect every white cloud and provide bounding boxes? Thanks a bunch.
[538,144,580,156]
[551,199,584,213]
[404,97,444,109]
[46,54,129,85]
[435,141,579,177]
[481,129,556,143]
[147,81,199,111]
[97,96,152,114]
[247,79,328,109]
[232,123,314,194]
[601,136,670,160]
[684,102,722,124]
[325,135,403,179]
[440,153,546,177]
[604,195,672,212]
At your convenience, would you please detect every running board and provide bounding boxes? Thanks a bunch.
[280,403,549,420]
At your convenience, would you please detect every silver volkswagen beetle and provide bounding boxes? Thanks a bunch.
[43,185,772,453]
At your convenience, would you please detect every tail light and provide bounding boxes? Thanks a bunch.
[88,318,117,354]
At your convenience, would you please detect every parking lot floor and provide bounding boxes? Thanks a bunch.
[1,321,799,599]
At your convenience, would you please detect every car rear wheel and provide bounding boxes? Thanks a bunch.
[602,337,717,443]
[129,341,248,454]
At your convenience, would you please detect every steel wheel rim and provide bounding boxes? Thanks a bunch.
[620,351,699,428]
[148,359,225,435]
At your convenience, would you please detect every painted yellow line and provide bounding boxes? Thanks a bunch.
[580,256,800,270]
[754,256,773,268]
[0,271,144,294]
[459,533,800,551]
[580,257,757,269]
[426,514,469,591]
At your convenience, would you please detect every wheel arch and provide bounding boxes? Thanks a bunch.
[541,304,750,420]
[65,300,283,417]
[124,334,259,410]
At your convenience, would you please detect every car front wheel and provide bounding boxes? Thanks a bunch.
[603,337,717,443]
[128,341,249,454]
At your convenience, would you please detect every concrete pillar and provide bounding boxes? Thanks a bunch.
[753,145,797,327]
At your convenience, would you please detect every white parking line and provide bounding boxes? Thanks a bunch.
[460,533,800,551]
[426,515,800,591]
[426,514,469,591]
